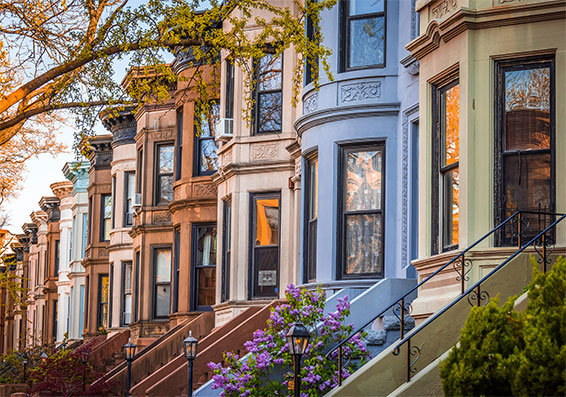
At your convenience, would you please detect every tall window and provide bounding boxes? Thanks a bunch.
[253,52,282,135]
[97,274,109,329]
[221,201,231,302]
[155,143,174,204]
[194,101,220,176]
[82,213,88,256]
[100,194,112,241]
[134,251,140,322]
[192,225,217,310]
[172,227,180,313]
[432,80,460,253]
[79,284,85,337]
[111,176,116,228]
[136,149,143,195]
[124,172,135,226]
[175,109,183,181]
[250,193,280,298]
[342,0,386,71]
[121,261,132,326]
[339,143,385,278]
[225,60,235,119]
[495,56,554,245]
[304,153,318,283]
[54,239,60,276]
[109,264,113,327]
[153,247,171,318]
[305,4,318,85]
[52,300,58,341]
[88,198,92,244]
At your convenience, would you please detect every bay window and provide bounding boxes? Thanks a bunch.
[253,52,282,134]
[194,101,220,176]
[304,152,318,283]
[155,143,174,204]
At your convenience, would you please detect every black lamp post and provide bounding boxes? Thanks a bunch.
[286,323,311,397]
[123,339,137,397]
[183,331,198,397]
[22,352,28,383]
[80,348,90,391]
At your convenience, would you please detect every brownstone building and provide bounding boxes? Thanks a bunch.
[81,135,113,336]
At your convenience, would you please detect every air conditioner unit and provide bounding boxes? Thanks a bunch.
[133,193,142,208]
[216,118,234,141]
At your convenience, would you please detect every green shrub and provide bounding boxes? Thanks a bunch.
[440,256,566,396]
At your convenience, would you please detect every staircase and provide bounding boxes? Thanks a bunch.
[89,329,130,374]
[327,211,565,396]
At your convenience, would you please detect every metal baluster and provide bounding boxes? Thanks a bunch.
[460,254,465,294]
[517,212,522,248]
[400,298,405,340]
[338,345,342,386]
[542,232,547,273]
[476,286,481,307]
[406,339,411,383]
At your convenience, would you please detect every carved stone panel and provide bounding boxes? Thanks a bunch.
[252,144,279,160]
[152,210,172,224]
[430,0,458,20]
[303,92,319,114]
[192,183,217,198]
[340,81,382,104]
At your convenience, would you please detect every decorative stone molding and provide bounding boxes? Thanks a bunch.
[100,106,137,148]
[431,0,458,20]
[82,135,113,170]
[62,161,90,193]
[252,143,278,160]
[400,54,420,76]
[39,197,60,222]
[152,211,172,224]
[193,183,217,198]
[303,92,319,114]
[50,181,74,199]
[151,128,176,141]
[222,149,232,165]
[340,80,382,104]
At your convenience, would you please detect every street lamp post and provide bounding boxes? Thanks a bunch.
[80,348,90,392]
[22,353,28,383]
[286,323,311,397]
[123,339,137,397]
[183,331,198,397]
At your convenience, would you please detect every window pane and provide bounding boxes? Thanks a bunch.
[104,219,111,241]
[196,267,215,307]
[442,84,460,166]
[100,275,109,304]
[258,54,282,91]
[159,145,174,174]
[199,103,220,138]
[126,173,135,213]
[348,17,385,68]
[104,196,112,219]
[155,249,171,283]
[155,284,171,317]
[199,139,219,173]
[255,198,279,246]
[258,92,282,133]
[344,149,383,211]
[442,167,460,248]
[124,263,132,291]
[159,175,173,203]
[504,67,551,151]
[195,226,217,267]
[254,246,279,297]
[345,213,382,275]
[308,156,318,219]
[350,0,384,15]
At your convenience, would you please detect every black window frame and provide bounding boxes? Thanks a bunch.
[494,55,556,246]
[340,0,387,72]
[191,223,217,311]
[252,50,283,135]
[303,150,318,283]
[225,60,235,119]
[136,148,143,195]
[96,273,109,329]
[133,250,140,322]
[151,245,172,320]
[120,261,133,326]
[123,171,135,227]
[193,101,220,177]
[304,4,318,86]
[52,299,58,342]
[249,192,281,299]
[431,75,460,255]
[100,194,112,242]
[337,141,386,280]
[53,239,60,276]
[154,142,175,205]
[172,227,180,313]
[175,108,183,181]
[111,175,116,229]
[109,264,113,328]
[221,200,231,302]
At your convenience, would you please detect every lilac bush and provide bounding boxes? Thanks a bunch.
[208,285,370,396]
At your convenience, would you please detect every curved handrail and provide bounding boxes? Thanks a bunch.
[326,210,562,386]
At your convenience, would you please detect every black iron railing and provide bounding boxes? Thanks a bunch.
[326,210,562,386]
[390,211,565,382]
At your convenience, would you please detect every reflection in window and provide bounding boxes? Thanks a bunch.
[195,102,220,175]
[440,83,460,250]
[251,194,280,298]
[101,195,112,241]
[221,201,231,302]
[193,225,217,310]
[497,59,553,245]
[343,0,386,70]
[155,144,174,204]
[124,172,135,226]
[305,153,318,282]
[153,248,171,318]
[97,274,109,329]
[253,53,282,134]
[122,261,132,325]
[341,145,384,277]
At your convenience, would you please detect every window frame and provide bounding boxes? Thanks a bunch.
[175,108,183,181]
[340,0,387,72]
[494,55,556,246]
[248,192,281,299]
[96,273,109,329]
[111,175,116,229]
[337,141,386,280]
[221,200,231,303]
[191,223,217,311]
[100,194,112,242]
[172,227,180,313]
[252,51,283,135]
[151,245,172,320]
[193,101,220,176]
[120,261,133,326]
[303,150,318,283]
[123,171,135,227]
[54,239,60,276]
[225,60,235,119]
[154,142,175,205]
[431,71,459,255]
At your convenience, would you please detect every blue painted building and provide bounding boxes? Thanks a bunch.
[296,0,420,290]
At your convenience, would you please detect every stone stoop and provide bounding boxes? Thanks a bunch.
[89,329,130,374]
[146,301,283,396]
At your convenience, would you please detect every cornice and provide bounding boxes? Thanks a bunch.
[169,197,217,213]
[30,211,48,227]
[213,161,294,183]
[407,1,566,60]
[50,181,74,199]
[100,106,138,148]
[39,196,60,222]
